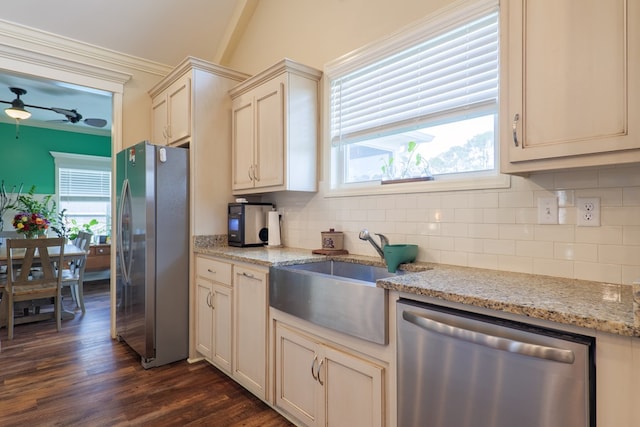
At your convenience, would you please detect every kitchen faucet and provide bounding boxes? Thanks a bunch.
[359,228,389,259]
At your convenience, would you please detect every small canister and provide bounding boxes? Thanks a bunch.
[321,228,344,250]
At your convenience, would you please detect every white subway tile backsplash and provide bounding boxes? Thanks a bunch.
[575,226,623,245]
[599,244,640,266]
[623,187,640,206]
[555,169,599,189]
[534,225,575,243]
[499,191,534,208]
[500,224,534,240]
[533,258,574,279]
[276,168,640,285]
[516,240,554,259]
[605,206,640,226]
[468,253,498,270]
[553,242,598,262]
[484,239,516,255]
[498,255,533,274]
[574,261,621,283]
[623,226,640,245]
[468,223,500,239]
[454,237,483,253]
[599,165,640,187]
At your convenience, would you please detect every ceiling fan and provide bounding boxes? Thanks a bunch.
[0,87,107,128]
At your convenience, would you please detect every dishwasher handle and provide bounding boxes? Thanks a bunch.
[402,310,575,364]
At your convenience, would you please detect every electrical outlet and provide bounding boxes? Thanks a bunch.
[537,197,558,224]
[576,197,600,227]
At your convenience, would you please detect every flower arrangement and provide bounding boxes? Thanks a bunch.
[12,212,50,238]
[9,185,59,238]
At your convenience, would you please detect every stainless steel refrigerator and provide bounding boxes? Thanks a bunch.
[116,141,189,368]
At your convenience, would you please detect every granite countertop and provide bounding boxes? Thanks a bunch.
[193,243,637,338]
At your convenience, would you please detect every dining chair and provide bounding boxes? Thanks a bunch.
[61,231,92,314]
[5,237,65,340]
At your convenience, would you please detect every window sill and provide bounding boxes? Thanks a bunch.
[324,173,511,198]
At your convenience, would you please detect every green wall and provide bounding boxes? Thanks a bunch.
[0,122,111,195]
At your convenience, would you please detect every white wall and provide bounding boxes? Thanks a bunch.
[228,0,640,286]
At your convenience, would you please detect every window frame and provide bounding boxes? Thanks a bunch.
[50,151,112,235]
[322,0,509,197]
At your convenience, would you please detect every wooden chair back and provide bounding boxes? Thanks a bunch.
[7,238,65,286]
[5,237,65,339]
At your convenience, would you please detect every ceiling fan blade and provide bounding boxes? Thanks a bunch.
[50,107,79,117]
[84,118,107,128]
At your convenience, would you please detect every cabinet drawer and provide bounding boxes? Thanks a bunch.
[196,256,232,285]
[92,245,111,256]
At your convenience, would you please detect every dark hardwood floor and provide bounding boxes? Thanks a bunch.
[0,281,294,427]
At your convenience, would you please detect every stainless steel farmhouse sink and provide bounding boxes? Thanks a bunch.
[269,261,406,344]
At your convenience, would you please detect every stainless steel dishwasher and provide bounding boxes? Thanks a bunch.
[397,299,595,427]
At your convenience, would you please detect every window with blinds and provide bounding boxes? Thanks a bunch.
[51,152,112,238]
[59,168,111,201]
[327,1,501,191]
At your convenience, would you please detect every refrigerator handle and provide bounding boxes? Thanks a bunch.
[117,178,131,284]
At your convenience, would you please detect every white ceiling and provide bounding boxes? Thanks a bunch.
[0,0,239,135]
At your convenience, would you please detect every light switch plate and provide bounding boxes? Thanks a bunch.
[537,197,558,224]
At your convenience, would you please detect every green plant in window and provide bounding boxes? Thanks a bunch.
[381,141,432,181]
[68,218,99,241]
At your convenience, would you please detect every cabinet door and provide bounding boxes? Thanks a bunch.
[505,0,638,166]
[233,265,267,399]
[195,279,213,359]
[321,345,385,427]
[166,76,191,145]
[254,76,285,189]
[232,95,256,190]
[274,322,320,426]
[151,94,168,145]
[211,283,232,374]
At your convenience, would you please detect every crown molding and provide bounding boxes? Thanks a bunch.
[0,18,172,78]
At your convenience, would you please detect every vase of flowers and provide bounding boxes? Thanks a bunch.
[12,212,50,238]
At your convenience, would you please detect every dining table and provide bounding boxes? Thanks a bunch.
[0,241,90,325]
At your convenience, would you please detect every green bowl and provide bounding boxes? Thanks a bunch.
[383,244,418,273]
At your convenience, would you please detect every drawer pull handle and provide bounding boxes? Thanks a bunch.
[512,113,520,147]
[207,268,216,274]
[242,272,255,279]
[316,358,324,385]
[311,355,318,380]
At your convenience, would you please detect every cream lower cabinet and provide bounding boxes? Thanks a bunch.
[195,256,233,374]
[233,264,269,400]
[274,321,384,427]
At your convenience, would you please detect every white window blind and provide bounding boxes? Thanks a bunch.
[330,10,499,146]
[59,168,111,200]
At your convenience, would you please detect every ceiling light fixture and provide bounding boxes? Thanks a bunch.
[4,87,31,120]
[0,86,107,128]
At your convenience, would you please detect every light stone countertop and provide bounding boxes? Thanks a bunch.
[193,243,636,337]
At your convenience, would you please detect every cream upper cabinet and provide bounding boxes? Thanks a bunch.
[151,74,191,146]
[149,58,249,238]
[501,0,640,173]
[233,264,268,400]
[230,59,322,195]
[274,321,385,427]
[194,255,233,373]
